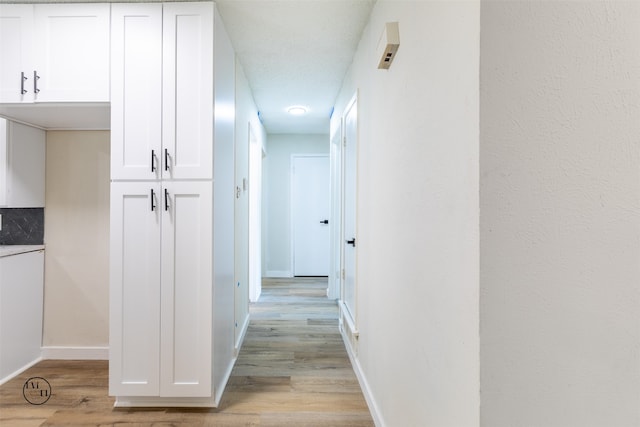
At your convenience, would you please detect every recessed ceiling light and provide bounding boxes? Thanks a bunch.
[287,106,307,115]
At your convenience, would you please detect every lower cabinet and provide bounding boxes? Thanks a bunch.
[0,249,44,383]
[109,180,213,403]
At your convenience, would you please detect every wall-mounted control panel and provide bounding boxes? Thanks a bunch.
[377,22,400,69]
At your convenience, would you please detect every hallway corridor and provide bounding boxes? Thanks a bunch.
[222,277,373,425]
[0,277,373,426]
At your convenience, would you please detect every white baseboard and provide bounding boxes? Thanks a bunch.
[0,356,43,386]
[41,346,109,360]
[235,314,250,357]
[0,347,108,385]
[265,270,292,278]
[340,327,385,427]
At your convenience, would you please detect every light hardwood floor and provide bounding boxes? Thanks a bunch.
[0,277,373,426]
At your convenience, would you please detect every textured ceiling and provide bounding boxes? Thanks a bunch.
[0,0,374,134]
[215,0,375,134]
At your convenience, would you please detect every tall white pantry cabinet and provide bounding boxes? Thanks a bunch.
[109,2,237,407]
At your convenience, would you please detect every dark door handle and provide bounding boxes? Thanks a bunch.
[346,238,356,247]
[320,219,329,225]
[151,150,157,172]
[150,188,156,211]
[164,188,169,211]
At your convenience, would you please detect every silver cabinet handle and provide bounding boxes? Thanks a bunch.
[20,72,27,94]
[33,71,40,94]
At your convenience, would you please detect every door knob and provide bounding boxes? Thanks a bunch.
[319,219,329,225]
[346,238,356,247]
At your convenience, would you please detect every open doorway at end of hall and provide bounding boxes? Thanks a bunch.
[260,134,331,285]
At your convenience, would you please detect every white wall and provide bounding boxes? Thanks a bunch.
[262,133,328,277]
[212,8,238,403]
[234,60,251,348]
[480,2,640,426]
[332,1,480,426]
[234,58,266,302]
[43,130,110,351]
[234,58,266,328]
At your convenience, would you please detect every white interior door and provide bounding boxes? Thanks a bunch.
[343,94,358,322]
[292,155,330,277]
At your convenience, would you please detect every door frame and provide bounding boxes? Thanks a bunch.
[340,91,359,333]
[290,153,330,277]
[248,122,263,302]
[328,119,343,299]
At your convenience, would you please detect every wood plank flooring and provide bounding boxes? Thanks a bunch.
[0,277,373,426]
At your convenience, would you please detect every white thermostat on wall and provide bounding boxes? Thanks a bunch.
[377,22,400,69]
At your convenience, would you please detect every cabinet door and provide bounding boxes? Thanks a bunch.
[160,181,212,397]
[109,182,161,397]
[33,4,110,102]
[4,120,45,208]
[0,250,44,381]
[0,119,6,206]
[162,3,213,180]
[0,5,34,103]
[110,4,162,181]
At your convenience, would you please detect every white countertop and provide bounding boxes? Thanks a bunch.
[0,245,45,258]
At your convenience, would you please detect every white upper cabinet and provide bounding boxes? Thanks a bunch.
[0,118,45,208]
[162,3,214,180]
[0,119,6,206]
[32,4,110,102]
[111,2,213,181]
[0,5,33,104]
[110,4,162,180]
[0,4,110,104]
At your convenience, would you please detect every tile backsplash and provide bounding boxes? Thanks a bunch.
[0,208,44,245]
